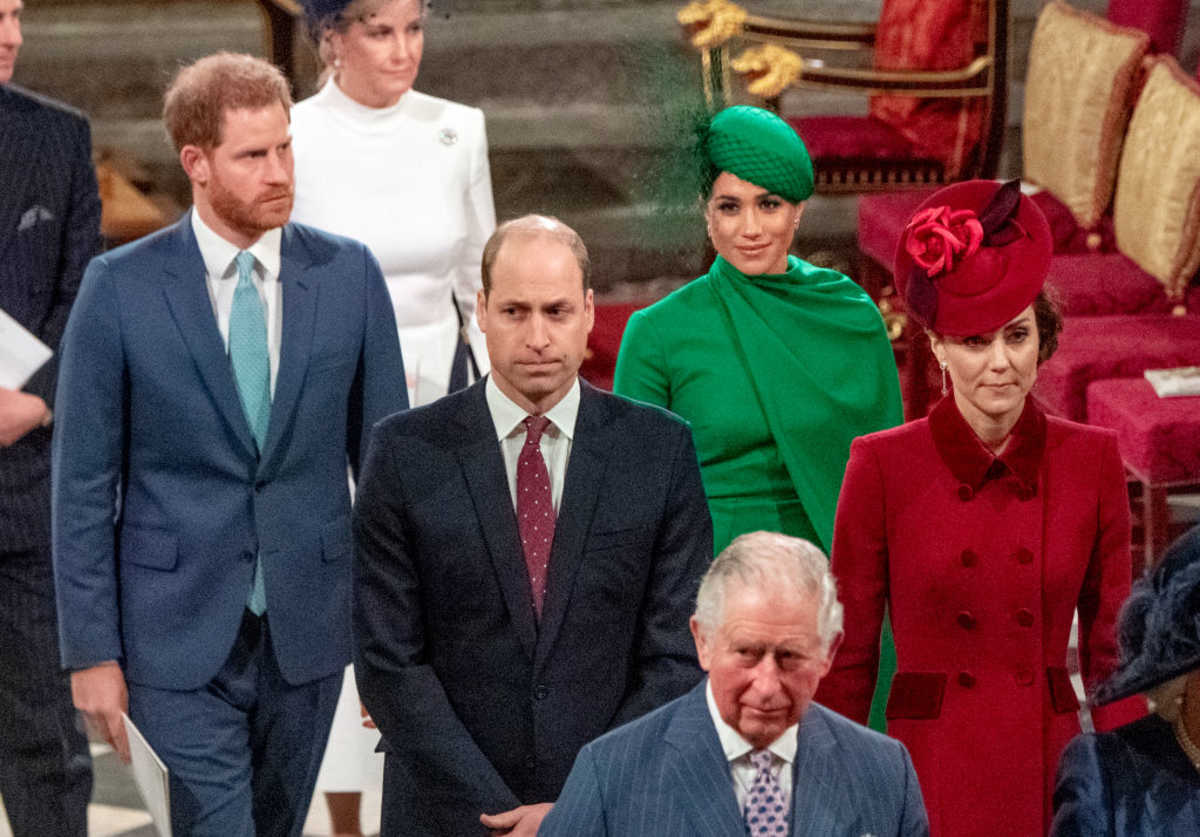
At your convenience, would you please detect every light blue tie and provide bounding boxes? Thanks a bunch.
[230,250,270,615]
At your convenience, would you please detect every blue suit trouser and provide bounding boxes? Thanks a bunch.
[128,610,341,837]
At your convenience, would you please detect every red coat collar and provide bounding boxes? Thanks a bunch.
[929,395,1046,492]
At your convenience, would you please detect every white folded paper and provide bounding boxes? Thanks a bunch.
[0,306,52,389]
[122,713,172,837]
[1144,366,1200,398]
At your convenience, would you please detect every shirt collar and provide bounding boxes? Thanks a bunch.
[485,375,580,442]
[190,208,282,281]
[705,678,797,766]
[929,394,1046,492]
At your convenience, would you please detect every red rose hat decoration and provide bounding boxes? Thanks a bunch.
[893,179,1053,337]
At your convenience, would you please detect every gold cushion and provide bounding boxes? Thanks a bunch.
[1023,1,1149,229]
[1113,57,1200,300]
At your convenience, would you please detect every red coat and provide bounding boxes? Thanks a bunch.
[817,397,1144,837]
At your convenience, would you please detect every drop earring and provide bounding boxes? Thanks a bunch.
[940,361,949,396]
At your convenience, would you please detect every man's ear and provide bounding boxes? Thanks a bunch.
[180,145,209,186]
[475,289,488,333]
[689,615,712,673]
[818,631,844,678]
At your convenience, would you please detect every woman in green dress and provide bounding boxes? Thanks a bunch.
[613,105,903,727]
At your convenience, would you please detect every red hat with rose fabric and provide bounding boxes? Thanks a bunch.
[893,179,1052,336]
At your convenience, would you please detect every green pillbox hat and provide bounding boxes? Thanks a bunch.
[706,105,814,203]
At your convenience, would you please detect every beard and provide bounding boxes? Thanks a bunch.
[207,170,293,239]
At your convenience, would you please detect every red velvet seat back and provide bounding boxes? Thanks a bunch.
[1107,0,1186,56]
[869,0,990,178]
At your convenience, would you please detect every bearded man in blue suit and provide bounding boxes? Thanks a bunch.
[541,531,930,837]
[52,52,406,837]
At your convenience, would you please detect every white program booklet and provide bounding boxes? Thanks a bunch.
[0,306,52,389]
[122,713,172,837]
[1145,366,1200,398]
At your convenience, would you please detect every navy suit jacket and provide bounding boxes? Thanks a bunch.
[0,84,100,551]
[1051,714,1200,837]
[52,213,406,689]
[541,680,930,837]
[353,379,712,835]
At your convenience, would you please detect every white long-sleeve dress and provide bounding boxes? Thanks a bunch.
[291,79,496,792]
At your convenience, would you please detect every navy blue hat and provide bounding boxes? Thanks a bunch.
[1092,525,1200,705]
[299,0,352,24]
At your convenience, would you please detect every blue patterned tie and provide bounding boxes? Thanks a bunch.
[745,749,788,836]
[230,250,270,615]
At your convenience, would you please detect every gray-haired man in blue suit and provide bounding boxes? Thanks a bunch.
[541,531,929,837]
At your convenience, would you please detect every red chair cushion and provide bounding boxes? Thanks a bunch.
[1029,191,1117,254]
[857,190,936,272]
[1047,253,1178,316]
[1034,315,1200,420]
[791,116,932,164]
[579,302,647,391]
[1087,376,1200,484]
[1106,0,1186,56]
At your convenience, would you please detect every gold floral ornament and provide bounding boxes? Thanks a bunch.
[677,0,748,49]
[730,44,804,99]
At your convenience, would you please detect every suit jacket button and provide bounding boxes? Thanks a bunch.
[1015,547,1034,565]
[1017,485,1036,501]
[956,611,976,630]
[1015,608,1035,627]
[524,755,537,770]
[1015,669,1035,686]
[960,549,978,568]
[957,484,973,501]
[533,685,548,701]
[241,550,254,563]
[957,671,976,688]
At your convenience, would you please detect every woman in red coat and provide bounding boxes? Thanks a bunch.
[817,180,1144,836]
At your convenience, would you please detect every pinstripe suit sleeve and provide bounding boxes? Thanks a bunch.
[897,739,930,837]
[538,743,608,835]
[24,112,101,406]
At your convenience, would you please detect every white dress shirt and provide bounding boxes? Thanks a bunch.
[706,679,797,813]
[485,376,580,513]
[191,210,283,395]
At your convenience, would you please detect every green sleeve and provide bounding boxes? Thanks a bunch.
[613,308,671,409]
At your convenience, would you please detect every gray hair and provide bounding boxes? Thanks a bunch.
[693,531,843,649]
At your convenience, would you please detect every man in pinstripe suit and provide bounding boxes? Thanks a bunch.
[0,1,100,834]
[541,531,930,837]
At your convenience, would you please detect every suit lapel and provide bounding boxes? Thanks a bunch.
[160,213,258,459]
[258,225,317,477]
[663,683,746,836]
[456,383,538,661]
[0,90,40,266]
[534,382,609,669]
[789,707,861,835]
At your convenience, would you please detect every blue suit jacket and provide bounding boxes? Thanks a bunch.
[0,84,100,551]
[52,213,406,689]
[540,680,930,837]
[1051,714,1200,837]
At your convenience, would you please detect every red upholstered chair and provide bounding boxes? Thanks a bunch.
[1107,0,1186,57]
[677,0,1008,193]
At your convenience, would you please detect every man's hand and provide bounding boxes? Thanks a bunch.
[480,803,553,836]
[71,661,130,762]
[0,388,50,447]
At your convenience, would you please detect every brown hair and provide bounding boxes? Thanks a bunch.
[1033,288,1063,363]
[480,215,591,296]
[163,52,293,153]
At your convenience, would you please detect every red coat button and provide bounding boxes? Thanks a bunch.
[957,484,973,501]
[960,549,978,568]
[1015,547,1034,565]
[1016,608,1035,627]
[958,671,976,688]
[956,611,976,630]
[1015,669,1035,686]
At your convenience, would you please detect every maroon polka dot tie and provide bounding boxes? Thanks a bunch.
[517,416,555,617]
[745,749,788,836]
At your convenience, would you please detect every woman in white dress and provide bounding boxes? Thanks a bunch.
[292,0,495,832]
